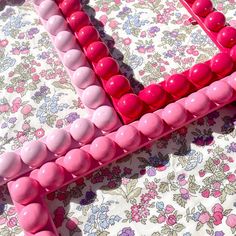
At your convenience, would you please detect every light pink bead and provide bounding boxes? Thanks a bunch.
[33,0,44,6]
[46,15,68,36]
[46,129,71,155]
[21,140,48,167]
[72,67,96,89]
[63,49,86,71]
[54,31,77,52]
[227,74,236,90]
[82,85,106,109]
[34,231,56,236]
[115,125,141,150]
[10,177,39,205]
[38,0,60,20]
[0,152,22,178]
[90,137,116,162]
[207,81,233,104]
[138,113,164,138]
[162,103,187,127]
[18,203,48,233]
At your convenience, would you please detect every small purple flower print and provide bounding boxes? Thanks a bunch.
[118,227,135,236]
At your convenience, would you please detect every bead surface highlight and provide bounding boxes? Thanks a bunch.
[59,0,81,16]
[86,41,109,62]
[54,31,77,52]
[68,11,90,32]
[64,49,86,71]
[76,26,99,47]
[204,11,226,32]
[192,0,213,17]
[46,15,68,36]
[217,26,236,48]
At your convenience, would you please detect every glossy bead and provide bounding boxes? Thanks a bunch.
[54,31,77,52]
[21,140,48,167]
[70,118,95,143]
[34,231,55,236]
[192,0,213,17]
[46,15,68,36]
[204,11,226,32]
[189,63,212,88]
[185,0,195,3]
[230,45,236,63]
[59,0,81,17]
[227,73,236,90]
[86,41,109,62]
[72,66,96,89]
[95,57,119,79]
[105,75,131,98]
[210,53,234,77]
[33,0,44,6]
[38,0,60,20]
[76,26,99,47]
[0,152,22,178]
[68,11,90,32]
[138,113,164,138]
[64,49,86,71]
[217,26,236,48]
[10,177,39,205]
[117,94,143,118]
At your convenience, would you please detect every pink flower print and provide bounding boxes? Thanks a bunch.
[212,203,223,213]
[180,188,189,199]
[213,211,223,225]
[146,182,157,190]
[0,104,10,113]
[213,190,221,198]
[213,182,221,190]
[121,177,130,185]
[32,74,40,81]
[6,207,16,216]
[16,86,24,93]
[199,170,206,177]
[66,218,79,230]
[0,39,8,47]
[99,15,108,25]
[7,217,17,228]
[109,20,118,29]
[21,104,32,115]
[148,190,157,198]
[6,87,14,93]
[123,38,132,45]
[35,128,45,138]
[141,194,151,204]
[157,214,166,223]
[165,205,175,214]
[226,214,236,228]
[228,174,236,182]
[166,214,177,226]
[0,216,7,225]
[22,123,30,131]
[16,131,25,139]
[198,212,210,224]
[223,164,230,172]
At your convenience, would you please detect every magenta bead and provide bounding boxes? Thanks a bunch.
[76,26,99,47]
[217,26,236,48]
[68,11,90,31]
[204,11,226,32]
[46,15,68,36]
[34,231,56,236]
[86,41,109,62]
[185,0,195,3]
[192,0,213,17]
[54,31,77,52]
[59,0,81,17]
[38,0,60,20]
[230,45,236,63]
[64,49,87,71]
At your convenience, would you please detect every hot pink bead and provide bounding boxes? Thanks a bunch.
[90,137,116,162]
[76,26,99,47]
[192,0,213,17]
[46,129,71,155]
[64,49,86,71]
[54,31,77,52]
[217,26,236,48]
[230,45,236,63]
[162,103,187,127]
[95,57,119,80]
[18,203,48,233]
[34,231,55,236]
[68,11,90,31]
[86,41,109,62]
[59,0,81,17]
[38,0,60,20]
[10,177,39,205]
[81,85,106,109]
[227,73,236,90]
[37,162,64,188]
[46,15,68,36]
[105,75,131,98]
[204,11,226,32]
[138,113,164,138]
[0,152,22,178]
[70,118,95,143]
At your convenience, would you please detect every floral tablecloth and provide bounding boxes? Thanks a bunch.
[0,0,236,236]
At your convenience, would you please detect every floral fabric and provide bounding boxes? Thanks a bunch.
[0,0,236,236]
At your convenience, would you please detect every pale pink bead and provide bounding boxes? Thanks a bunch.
[227,73,236,90]
[63,49,86,71]
[38,0,60,20]
[34,231,56,236]
[54,31,77,52]
[46,15,68,36]
[33,0,44,6]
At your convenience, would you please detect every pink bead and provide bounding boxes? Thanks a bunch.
[138,113,164,138]
[185,0,195,3]
[59,0,81,17]
[46,15,68,36]
[162,103,187,127]
[33,0,44,6]
[76,26,99,47]
[217,26,236,48]
[72,66,96,89]
[18,203,48,233]
[227,73,236,90]
[95,57,119,80]
[192,0,213,17]
[0,152,22,178]
[86,41,109,62]
[54,31,77,52]
[185,92,211,115]
[90,137,116,162]
[81,85,106,109]
[63,149,92,174]
[230,45,236,63]
[46,129,71,155]
[70,118,95,143]
[34,231,55,236]
[37,162,64,188]
[38,0,60,20]
[204,11,226,32]
[207,81,233,104]
[64,49,86,71]
[189,63,212,88]
[68,11,90,32]
[115,125,141,150]
[10,177,39,205]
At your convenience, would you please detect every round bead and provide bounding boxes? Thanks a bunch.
[21,140,48,167]
[54,31,77,52]
[81,85,106,109]
[162,103,187,127]
[37,162,64,188]
[138,113,164,138]
[63,49,86,71]
[210,53,234,77]
[95,57,119,80]
[46,129,71,155]
[59,0,81,17]
[90,137,116,162]
[92,106,119,131]
[185,0,195,3]
[192,0,213,17]
[230,45,236,63]
[68,11,90,32]
[33,0,44,6]
[0,152,22,178]
[227,73,236,90]
[189,63,212,88]
[70,118,95,143]
[10,177,39,205]
[86,41,109,62]
[204,11,226,32]
[38,0,60,20]
[71,66,96,89]
[34,231,55,236]
[217,26,236,48]
[76,26,99,47]
[207,81,233,104]
[46,15,68,36]
[19,203,48,233]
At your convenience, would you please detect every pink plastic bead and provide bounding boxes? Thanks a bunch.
[192,0,213,17]
[70,118,95,143]
[76,26,99,47]
[230,45,236,63]
[68,11,90,31]
[34,231,55,236]
[86,41,109,62]
[138,113,164,138]
[227,74,236,90]
[37,162,64,188]
[59,0,81,17]
[64,49,87,71]
[90,137,116,162]
[46,129,71,155]
[54,31,77,52]
[204,11,226,32]
[33,0,44,6]
[18,203,48,233]
[81,85,106,109]
[38,0,60,20]
[46,15,68,36]
[0,152,22,178]
[217,26,236,48]
[185,0,195,3]
[10,177,39,205]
